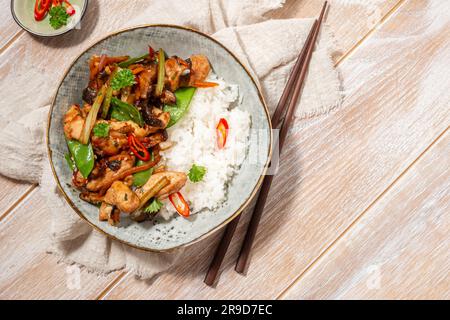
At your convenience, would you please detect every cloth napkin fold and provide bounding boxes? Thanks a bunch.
[0,0,342,279]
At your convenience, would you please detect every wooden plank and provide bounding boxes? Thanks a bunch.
[1,1,21,50]
[0,178,32,220]
[282,130,450,299]
[0,0,400,299]
[269,0,400,63]
[104,0,450,299]
[0,189,120,299]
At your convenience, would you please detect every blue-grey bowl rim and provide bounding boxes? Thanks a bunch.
[46,24,273,252]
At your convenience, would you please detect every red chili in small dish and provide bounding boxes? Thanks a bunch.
[34,0,51,21]
[63,0,76,16]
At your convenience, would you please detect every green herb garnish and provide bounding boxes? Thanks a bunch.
[188,164,207,183]
[49,6,70,30]
[111,69,136,91]
[93,122,110,137]
[144,198,164,214]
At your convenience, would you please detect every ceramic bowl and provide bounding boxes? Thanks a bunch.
[11,0,88,37]
[47,25,272,251]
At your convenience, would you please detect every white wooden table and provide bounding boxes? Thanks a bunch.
[0,0,448,299]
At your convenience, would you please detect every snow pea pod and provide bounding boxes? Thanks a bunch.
[163,87,196,128]
[64,153,76,171]
[110,97,144,126]
[66,139,95,178]
[132,159,154,187]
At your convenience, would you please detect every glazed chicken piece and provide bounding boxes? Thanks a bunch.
[109,120,150,138]
[80,192,104,205]
[86,152,135,193]
[160,90,177,104]
[64,104,91,141]
[164,54,210,91]
[142,107,171,133]
[99,202,112,221]
[91,130,128,157]
[153,108,171,128]
[72,170,88,188]
[90,120,138,156]
[104,181,140,213]
[138,64,157,99]
[135,171,187,200]
[99,202,121,226]
[91,119,169,156]
[156,172,188,198]
[188,55,211,86]
[165,56,189,91]
[140,131,168,149]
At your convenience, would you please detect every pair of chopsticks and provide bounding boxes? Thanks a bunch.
[204,1,328,286]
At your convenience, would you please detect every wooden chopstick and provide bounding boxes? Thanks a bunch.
[204,1,328,286]
[204,20,318,286]
[235,1,328,274]
[203,20,318,287]
[270,22,319,131]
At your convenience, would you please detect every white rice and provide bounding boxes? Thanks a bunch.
[159,74,250,219]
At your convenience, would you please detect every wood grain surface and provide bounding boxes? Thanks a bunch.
[283,130,449,299]
[103,0,450,300]
[0,189,119,299]
[0,0,21,50]
[0,0,448,299]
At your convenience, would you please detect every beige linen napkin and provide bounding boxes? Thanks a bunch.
[0,0,342,279]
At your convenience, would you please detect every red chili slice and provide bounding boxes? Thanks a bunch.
[169,192,190,217]
[63,0,76,16]
[128,134,150,161]
[34,0,51,21]
[216,118,229,149]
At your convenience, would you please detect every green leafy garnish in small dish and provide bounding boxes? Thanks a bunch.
[111,69,136,91]
[49,5,70,30]
[188,164,207,183]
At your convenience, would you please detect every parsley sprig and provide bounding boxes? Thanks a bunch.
[111,69,136,91]
[188,164,207,183]
[49,6,70,30]
[144,198,164,214]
